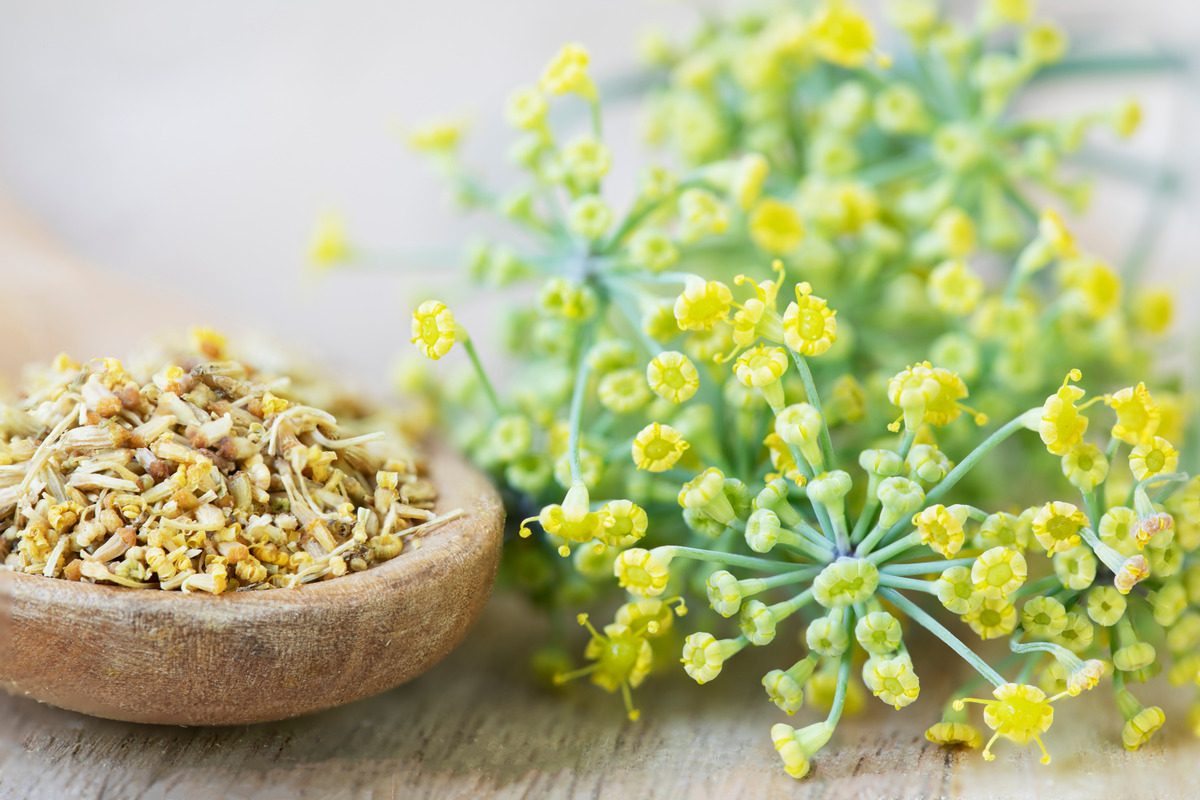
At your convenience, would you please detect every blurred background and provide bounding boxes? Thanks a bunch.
[0,0,1196,391]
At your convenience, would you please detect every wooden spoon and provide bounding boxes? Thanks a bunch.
[0,193,506,726]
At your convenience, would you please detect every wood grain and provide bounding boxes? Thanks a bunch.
[1,590,1198,799]
[0,442,504,726]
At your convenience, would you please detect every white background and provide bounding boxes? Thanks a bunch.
[0,0,1195,391]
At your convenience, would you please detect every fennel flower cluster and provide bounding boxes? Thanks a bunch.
[315,0,1195,781]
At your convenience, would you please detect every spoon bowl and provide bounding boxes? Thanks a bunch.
[0,441,504,726]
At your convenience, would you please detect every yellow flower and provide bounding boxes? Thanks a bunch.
[984,0,1032,25]
[644,301,682,343]
[1106,383,1160,445]
[307,212,351,269]
[679,188,731,244]
[559,615,651,720]
[1059,259,1122,320]
[1034,370,1089,455]
[782,282,838,357]
[597,500,649,548]
[410,300,457,360]
[964,597,1017,640]
[560,136,612,187]
[632,422,689,473]
[1038,209,1079,260]
[1065,660,1106,696]
[537,484,603,549]
[1129,436,1179,482]
[1021,21,1068,67]
[812,557,879,608]
[1086,585,1127,626]
[597,368,651,414]
[406,118,467,153]
[1133,511,1174,549]
[674,277,733,331]
[748,199,805,254]
[923,369,975,427]
[956,683,1059,764]
[1113,98,1142,138]
[937,566,983,615]
[763,657,817,715]
[1021,596,1068,637]
[933,207,977,259]
[887,362,977,431]
[854,611,902,654]
[928,260,984,315]
[731,153,769,210]
[1053,547,1097,591]
[1061,443,1109,492]
[913,504,968,557]
[734,345,790,407]
[568,195,615,241]
[678,467,736,524]
[540,43,596,100]
[810,2,877,67]
[647,351,700,403]
[686,323,735,364]
[1114,554,1151,595]
[971,546,1027,599]
[505,86,548,131]
[1134,288,1173,335]
[682,632,746,684]
[770,722,834,779]
[1032,501,1087,554]
[864,657,921,710]
[764,432,805,485]
[887,0,939,40]
[727,263,787,355]
[629,229,679,273]
[926,721,983,749]
[614,547,673,597]
[1098,506,1138,555]
[1122,706,1166,751]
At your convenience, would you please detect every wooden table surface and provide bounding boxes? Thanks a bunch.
[2,590,1198,800]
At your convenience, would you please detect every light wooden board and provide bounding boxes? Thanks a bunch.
[2,591,1197,800]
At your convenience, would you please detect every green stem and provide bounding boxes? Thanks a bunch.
[1010,574,1062,601]
[788,350,838,472]
[926,413,1029,505]
[850,497,880,546]
[879,588,1005,687]
[866,413,1026,559]
[759,569,822,591]
[788,521,836,553]
[565,326,597,485]
[1034,51,1189,80]
[882,557,975,576]
[878,574,937,594]
[855,521,891,557]
[865,534,921,565]
[825,644,854,728]
[462,336,503,416]
[663,546,810,573]
[779,529,837,563]
[589,98,603,139]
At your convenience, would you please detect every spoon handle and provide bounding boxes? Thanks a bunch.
[0,190,182,381]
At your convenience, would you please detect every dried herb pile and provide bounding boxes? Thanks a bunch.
[0,337,441,592]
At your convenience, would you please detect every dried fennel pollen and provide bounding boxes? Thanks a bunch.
[0,348,454,592]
